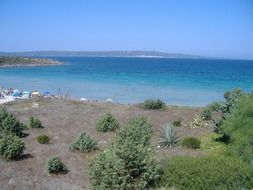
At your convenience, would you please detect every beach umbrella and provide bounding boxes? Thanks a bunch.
[106,98,113,103]
[12,92,20,97]
[31,91,40,97]
[43,91,50,96]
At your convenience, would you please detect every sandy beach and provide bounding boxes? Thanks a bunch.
[0,96,14,104]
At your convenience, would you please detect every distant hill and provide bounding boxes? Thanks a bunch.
[0,56,61,67]
[0,51,203,58]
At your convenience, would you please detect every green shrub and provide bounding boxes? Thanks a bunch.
[0,135,25,160]
[222,88,245,115]
[89,149,128,189]
[161,155,253,190]
[90,116,161,190]
[29,117,43,128]
[172,119,181,127]
[47,156,68,174]
[0,113,24,137]
[206,101,223,112]
[115,116,152,147]
[0,107,9,123]
[70,132,97,152]
[200,108,212,120]
[37,135,50,144]
[96,113,119,132]
[222,95,253,163]
[142,99,166,110]
[159,123,180,148]
[181,137,201,149]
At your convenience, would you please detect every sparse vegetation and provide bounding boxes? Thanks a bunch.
[159,123,180,148]
[141,99,166,110]
[90,116,161,190]
[70,132,97,153]
[0,135,25,160]
[96,113,119,132]
[161,155,253,190]
[181,137,201,149]
[47,156,68,174]
[37,135,50,144]
[29,117,43,128]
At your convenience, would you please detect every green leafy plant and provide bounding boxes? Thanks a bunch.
[0,107,9,123]
[222,88,245,115]
[89,149,128,189]
[37,135,50,144]
[141,99,166,110]
[200,108,212,120]
[47,156,68,174]
[0,113,25,137]
[29,116,43,128]
[159,123,180,148]
[0,135,25,160]
[222,95,253,163]
[96,113,119,132]
[181,137,201,149]
[190,114,208,128]
[206,101,224,112]
[161,155,253,190]
[69,132,97,153]
[90,116,161,190]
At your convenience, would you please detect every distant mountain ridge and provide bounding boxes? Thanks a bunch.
[0,51,203,58]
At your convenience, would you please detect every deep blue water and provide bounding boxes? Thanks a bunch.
[0,57,253,106]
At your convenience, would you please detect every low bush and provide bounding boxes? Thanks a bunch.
[90,116,162,190]
[161,155,253,190]
[29,117,43,128]
[47,156,68,174]
[0,135,25,160]
[96,113,119,132]
[142,99,165,110]
[206,101,223,112]
[159,123,180,148]
[222,88,245,115]
[200,108,212,120]
[181,137,201,149]
[222,95,253,163]
[89,149,128,189]
[190,114,208,128]
[37,135,50,144]
[0,107,9,123]
[69,132,97,152]
[0,113,25,137]
[172,119,181,127]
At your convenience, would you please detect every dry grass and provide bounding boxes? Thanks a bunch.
[0,98,212,190]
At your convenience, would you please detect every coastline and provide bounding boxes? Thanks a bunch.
[0,61,62,68]
[0,56,62,67]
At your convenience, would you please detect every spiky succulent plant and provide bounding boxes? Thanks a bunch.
[159,123,180,148]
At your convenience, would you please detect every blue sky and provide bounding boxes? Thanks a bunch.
[0,0,253,59]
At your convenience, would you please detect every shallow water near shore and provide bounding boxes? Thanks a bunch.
[0,57,253,106]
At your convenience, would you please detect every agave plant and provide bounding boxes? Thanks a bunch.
[159,123,180,148]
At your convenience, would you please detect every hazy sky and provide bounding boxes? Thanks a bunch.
[0,0,253,59]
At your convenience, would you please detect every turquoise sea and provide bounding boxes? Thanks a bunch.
[0,57,253,106]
